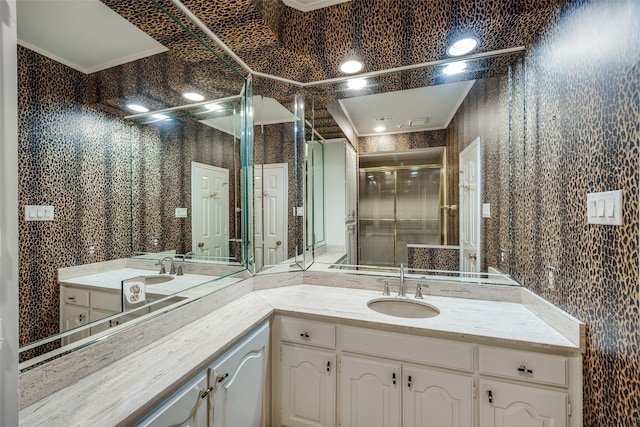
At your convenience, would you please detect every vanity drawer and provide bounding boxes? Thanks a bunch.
[339,326,474,372]
[277,317,336,349]
[479,346,568,387]
[62,287,89,307]
[91,290,121,312]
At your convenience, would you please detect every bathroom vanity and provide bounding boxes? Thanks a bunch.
[19,274,584,427]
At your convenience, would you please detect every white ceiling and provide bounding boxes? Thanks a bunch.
[283,0,352,12]
[338,80,475,136]
[200,96,296,137]
[16,0,167,74]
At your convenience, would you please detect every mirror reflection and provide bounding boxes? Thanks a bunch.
[17,0,250,364]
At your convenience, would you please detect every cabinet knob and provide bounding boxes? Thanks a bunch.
[78,314,84,322]
[200,386,214,399]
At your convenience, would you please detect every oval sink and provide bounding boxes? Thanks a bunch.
[367,298,440,318]
[144,275,175,285]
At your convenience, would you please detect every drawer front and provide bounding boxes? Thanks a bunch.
[278,316,336,349]
[62,286,90,307]
[91,290,121,312]
[339,326,474,372]
[479,346,568,387]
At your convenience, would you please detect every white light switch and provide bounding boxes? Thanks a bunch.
[482,203,491,218]
[586,190,622,225]
[24,205,55,221]
[175,208,188,218]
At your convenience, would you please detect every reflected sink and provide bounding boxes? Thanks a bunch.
[367,298,440,318]
[144,275,175,285]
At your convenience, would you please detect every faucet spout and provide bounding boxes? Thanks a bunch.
[156,256,175,274]
[398,263,407,297]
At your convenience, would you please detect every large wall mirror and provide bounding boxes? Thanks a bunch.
[17,0,253,366]
[304,52,525,283]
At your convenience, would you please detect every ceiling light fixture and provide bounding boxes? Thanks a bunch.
[152,113,169,121]
[126,103,149,113]
[204,103,222,111]
[347,78,367,90]
[340,60,363,74]
[447,37,478,56]
[442,61,467,75]
[183,92,205,101]
[374,125,386,132]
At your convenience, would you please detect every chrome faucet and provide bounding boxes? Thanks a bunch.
[156,256,176,274]
[398,263,407,297]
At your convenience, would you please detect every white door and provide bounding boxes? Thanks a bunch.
[254,163,287,269]
[280,344,336,427]
[340,355,401,427]
[192,162,229,259]
[480,380,568,427]
[403,365,474,427]
[459,137,481,273]
[209,324,270,427]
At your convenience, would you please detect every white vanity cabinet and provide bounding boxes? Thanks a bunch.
[136,321,270,427]
[478,346,574,427]
[273,316,581,427]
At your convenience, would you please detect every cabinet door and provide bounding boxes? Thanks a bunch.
[209,323,269,427]
[340,355,401,427]
[135,372,207,427]
[403,365,473,427]
[280,344,336,427]
[61,305,90,345]
[480,380,567,427]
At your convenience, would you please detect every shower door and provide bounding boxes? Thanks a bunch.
[359,167,442,267]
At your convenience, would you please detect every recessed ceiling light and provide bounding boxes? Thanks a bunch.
[183,92,205,101]
[347,78,367,90]
[447,37,478,56]
[126,103,149,113]
[152,113,169,121]
[204,103,222,111]
[340,60,363,74]
[374,125,386,132]
[442,61,467,75]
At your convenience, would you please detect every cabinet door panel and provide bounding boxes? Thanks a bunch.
[480,380,567,427]
[210,323,269,427]
[281,344,336,427]
[61,305,89,345]
[404,365,473,427]
[340,355,401,427]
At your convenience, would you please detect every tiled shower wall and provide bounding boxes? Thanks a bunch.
[18,47,240,351]
[514,0,639,424]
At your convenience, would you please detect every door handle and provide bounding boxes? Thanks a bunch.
[276,240,282,246]
[468,253,477,261]
[198,242,204,248]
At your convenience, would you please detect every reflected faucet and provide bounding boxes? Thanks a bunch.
[156,256,176,275]
[398,263,407,297]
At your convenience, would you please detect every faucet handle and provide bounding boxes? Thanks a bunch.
[177,265,184,276]
[415,283,424,299]
[382,281,390,296]
[170,263,177,275]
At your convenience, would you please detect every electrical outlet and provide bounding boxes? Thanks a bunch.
[87,244,96,255]
[547,266,555,289]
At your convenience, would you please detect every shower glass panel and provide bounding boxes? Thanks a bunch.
[359,167,443,266]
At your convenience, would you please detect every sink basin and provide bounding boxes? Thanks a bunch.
[144,275,175,285]
[367,298,440,318]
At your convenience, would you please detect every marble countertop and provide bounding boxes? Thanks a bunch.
[20,282,582,426]
[257,285,580,352]
[60,268,234,298]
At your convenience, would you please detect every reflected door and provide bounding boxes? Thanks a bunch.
[192,162,229,259]
[459,138,481,272]
[254,163,288,269]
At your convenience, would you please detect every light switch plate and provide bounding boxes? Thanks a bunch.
[482,203,491,218]
[175,207,188,218]
[586,190,622,225]
[24,205,55,221]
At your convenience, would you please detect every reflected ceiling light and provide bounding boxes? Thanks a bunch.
[204,103,222,111]
[442,61,467,75]
[152,113,169,121]
[126,103,149,113]
[340,60,363,74]
[183,92,205,101]
[347,78,367,90]
[374,125,386,132]
[447,37,478,56]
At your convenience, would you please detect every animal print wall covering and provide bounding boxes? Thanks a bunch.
[513,0,639,424]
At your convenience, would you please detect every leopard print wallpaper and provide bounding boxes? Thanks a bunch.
[512,0,639,424]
